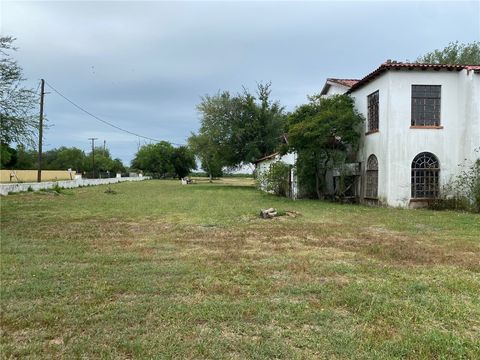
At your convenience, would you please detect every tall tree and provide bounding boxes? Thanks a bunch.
[0,143,17,168]
[416,41,480,65]
[12,145,36,170]
[195,91,244,166]
[132,142,175,178]
[0,36,38,147]
[188,133,223,180]
[132,141,195,178]
[252,83,286,159]
[287,94,364,199]
[43,146,86,172]
[171,146,196,179]
[192,82,286,168]
[110,158,126,174]
[84,147,126,174]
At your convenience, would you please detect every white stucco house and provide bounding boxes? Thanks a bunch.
[255,61,480,207]
[347,61,480,207]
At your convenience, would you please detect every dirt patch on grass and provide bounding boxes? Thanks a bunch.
[171,222,480,270]
[4,214,478,271]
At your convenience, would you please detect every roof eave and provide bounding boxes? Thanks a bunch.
[253,152,280,165]
[348,63,470,93]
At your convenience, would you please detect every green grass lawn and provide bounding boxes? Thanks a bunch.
[1,179,479,359]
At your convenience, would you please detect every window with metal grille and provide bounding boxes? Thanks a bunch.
[365,154,378,198]
[367,91,379,132]
[411,152,439,198]
[411,85,441,126]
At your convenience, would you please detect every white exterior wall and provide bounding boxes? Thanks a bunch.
[255,152,298,198]
[322,83,350,97]
[351,69,480,207]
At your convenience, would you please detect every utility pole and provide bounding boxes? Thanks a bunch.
[103,140,106,156]
[37,79,45,182]
[89,137,98,178]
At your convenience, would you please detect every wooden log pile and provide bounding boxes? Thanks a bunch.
[259,208,301,219]
[260,208,277,219]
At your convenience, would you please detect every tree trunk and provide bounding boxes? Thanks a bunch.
[315,169,322,200]
[314,152,324,200]
[206,162,213,182]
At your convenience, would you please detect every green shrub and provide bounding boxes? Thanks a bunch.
[52,183,63,193]
[430,157,480,213]
[257,162,291,197]
[428,197,471,212]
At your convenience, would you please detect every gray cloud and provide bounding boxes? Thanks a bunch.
[2,0,479,164]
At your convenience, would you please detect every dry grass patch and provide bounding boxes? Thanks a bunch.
[1,180,479,358]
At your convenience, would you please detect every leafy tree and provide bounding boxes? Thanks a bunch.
[0,143,17,168]
[43,146,85,172]
[249,83,286,160]
[0,142,125,175]
[195,91,243,167]
[110,158,126,174]
[416,41,480,65]
[83,147,126,175]
[13,145,36,170]
[0,36,38,147]
[188,133,223,180]
[131,142,174,177]
[171,145,196,179]
[287,94,364,199]
[85,147,111,173]
[192,82,286,168]
[132,141,195,178]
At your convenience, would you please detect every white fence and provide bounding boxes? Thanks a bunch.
[0,176,151,196]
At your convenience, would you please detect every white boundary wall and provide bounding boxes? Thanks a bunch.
[0,176,151,196]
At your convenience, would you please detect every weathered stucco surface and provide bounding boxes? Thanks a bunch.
[351,68,480,207]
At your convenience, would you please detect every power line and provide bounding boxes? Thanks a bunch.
[34,81,41,95]
[44,80,185,146]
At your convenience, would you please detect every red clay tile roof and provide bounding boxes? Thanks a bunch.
[320,78,360,96]
[465,65,480,71]
[348,62,477,93]
[327,78,359,88]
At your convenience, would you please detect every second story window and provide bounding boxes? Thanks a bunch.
[411,85,441,126]
[367,90,379,132]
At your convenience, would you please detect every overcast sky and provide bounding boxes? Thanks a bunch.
[1,0,479,164]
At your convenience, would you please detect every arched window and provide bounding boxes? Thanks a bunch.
[365,154,378,198]
[411,152,439,198]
